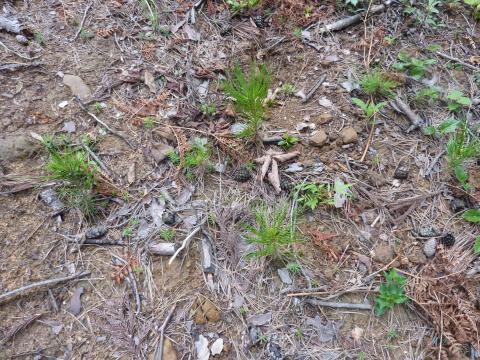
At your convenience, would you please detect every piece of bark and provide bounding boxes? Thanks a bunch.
[201,237,215,274]
[149,242,179,256]
[273,151,300,163]
[259,155,272,182]
[68,287,84,315]
[267,159,281,193]
[391,98,423,133]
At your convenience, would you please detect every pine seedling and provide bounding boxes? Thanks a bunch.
[360,71,397,98]
[352,98,386,119]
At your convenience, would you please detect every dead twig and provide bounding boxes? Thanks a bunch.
[0,40,42,61]
[436,51,480,72]
[391,98,423,133]
[168,227,202,266]
[81,143,118,180]
[154,304,177,360]
[302,73,326,103]
[1,313,43,345]
[75,96,134,148]
[0,271,90,305]
[317,4,386,34]
[306,298,372,310]
[72,2,93,41]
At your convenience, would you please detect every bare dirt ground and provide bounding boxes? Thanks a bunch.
[1,0,480,359]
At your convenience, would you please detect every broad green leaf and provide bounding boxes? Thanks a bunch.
[474,237,480,254]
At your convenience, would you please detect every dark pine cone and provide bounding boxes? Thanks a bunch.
[233,166,251,182]
[440,233,455,247]
[252,15,268,29]
[280,177,293,192]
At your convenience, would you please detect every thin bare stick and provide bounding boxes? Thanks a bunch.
[0,271,90,304]
[306,298,372,310]
[391,98,423,133]
[0,40,42,61]
[72,2,93,41]
[81,143,117,179]
[154,304,177,360]
[1,313,43,345]
[75,97,134,148]
[360,122,375,162]
[317,4,386,34]
[424,150,446,177]
[302,73,326,103]
[168,227,201,266]
[436,51,479,72]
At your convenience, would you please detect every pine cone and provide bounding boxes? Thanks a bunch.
[440,233,455,247]
[280,177,293,192]
[233,166,251,182]
[252,15,268,29]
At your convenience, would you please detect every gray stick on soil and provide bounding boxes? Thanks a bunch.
[392,98,423,133]
[0,271,91,305]
[317,4,386,34]
[306,298,372,310]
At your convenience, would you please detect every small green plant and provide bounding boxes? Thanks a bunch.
[294,328,303,338]
[425,0,442,27]
[415,87,441,104]
[239,306,248,315]
[258,334,268,345]
[464,209,480,223]
[139,0,159,32]
[123,227,134,238]
[286,261,302,275]
[360,71,397,98]
[446,120,480,189]
[79,28,94,40]
[143,116,155,129]
[44,142,99,218]
[91,102,105,114]
[200,103,217,116]
[464,0,480,21]
[244,201,298,260]
[294,183,333,211]
[34,32,46,45]
[278,133,299,150]
[424,118,460,136]
[393,52,436,79]
[160,228,175,241]
[281,83,296,96]
[167,150,181,166]
[351,98,386,119]
[223,63,271,138]
[183,137,210,169]
[292,27,303,39]
[447,90,472,112]
[374,269,408,316]
[345,0,361,7]
[226,0,259,14]
[387,328,399,339]
[384,35,396,45]
[474,236,480,254]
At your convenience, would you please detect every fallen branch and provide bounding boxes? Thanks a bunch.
[0,271,90,305]
[75,96,134,149]
[436,51,480,72]
[317,4,386,34]
[391,98,423,133]
[306,298,372,310]
[154,304,177,360]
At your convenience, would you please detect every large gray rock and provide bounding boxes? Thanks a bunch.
[0,133,41,162]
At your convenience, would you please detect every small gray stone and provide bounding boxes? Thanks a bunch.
[162,211,177,225]
[15,34,28,44]
[85,226,107,239]
[0,133,41,162]
[416,226,440,238]
[39,189,65,212]
[62,74,91,100]
[231,123,247,135]
[310,129,328,147]
[340,127,357,144]
[423,238,437,258]
[450,198,467,213]
[277,268,292,284]
[285,163,304,173]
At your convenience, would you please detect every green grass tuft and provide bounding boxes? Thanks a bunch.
[374,269,408,316]
[360,71,397,98]
[223,63,271,138]
[244,200,299,261]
